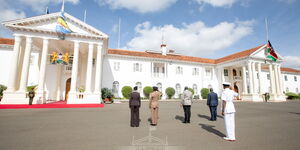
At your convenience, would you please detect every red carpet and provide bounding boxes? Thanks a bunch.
[0,101,104,109]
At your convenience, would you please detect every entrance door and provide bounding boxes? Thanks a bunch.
[65,78,71,101]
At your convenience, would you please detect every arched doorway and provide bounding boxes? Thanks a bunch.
[234,82,241,100]
[65,78,71,101]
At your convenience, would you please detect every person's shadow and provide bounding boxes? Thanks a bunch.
[175,115,185,122]
[199,123,226,137]
[198,114,223,120]
[289,112,300,115]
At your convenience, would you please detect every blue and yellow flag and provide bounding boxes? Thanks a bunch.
[56,12,72,34]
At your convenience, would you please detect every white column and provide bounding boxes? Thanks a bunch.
[274,64,280,95]
[70,41,80,92]
[7,35,22,91]
[252,62,257,93]
[85,43,94,93]
[94,42,103,94]
[19,36,32,92]
[269,64,275,94]
[248,62,253,94]
[278,65,283,95]
[37,38,49,92]
[242,65,247,94]
[257,63,263,94]
[56,65,62,101]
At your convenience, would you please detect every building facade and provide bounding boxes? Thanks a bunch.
[0,12,299,104]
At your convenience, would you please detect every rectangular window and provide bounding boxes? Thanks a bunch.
[114,62,120,71]
[133,63,142,72]
[294,76,297,82]
[176,66,183,75]
[224,69,228,76]
[267,74,270,80]
[205,68,211,77]
[192,68,199,76]
[285,75,288,81]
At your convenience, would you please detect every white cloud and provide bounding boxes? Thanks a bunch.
[0,0,26,37]
[18,0,80,13]
[282,56,300,69]
[95,0,177,13]
[0,9,26,22]
[125,20,254,56]
[194,0,238,7]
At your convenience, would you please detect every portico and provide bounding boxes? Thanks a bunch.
[1,12,108,104]
[217,45,286,101]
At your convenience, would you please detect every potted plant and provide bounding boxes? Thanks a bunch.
[27,85,37,105]
[0,84,7,101]
[101,88,114,103]
[78,86,85,99]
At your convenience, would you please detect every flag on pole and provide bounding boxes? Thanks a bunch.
[266,40,278,62]
[56,11,72,34]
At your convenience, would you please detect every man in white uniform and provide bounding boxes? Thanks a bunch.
[221,82,238,142]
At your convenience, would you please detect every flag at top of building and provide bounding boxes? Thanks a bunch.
[266,40,278,62]
[56,0,72,34]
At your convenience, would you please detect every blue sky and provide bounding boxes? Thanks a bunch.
[0,0,300,69]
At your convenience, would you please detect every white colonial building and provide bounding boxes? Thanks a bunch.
[0,11,299,104]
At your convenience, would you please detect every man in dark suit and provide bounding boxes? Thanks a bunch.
[129,86,141,127]
[207,88,218,121]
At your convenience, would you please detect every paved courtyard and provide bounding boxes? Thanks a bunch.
[1,100,300,150]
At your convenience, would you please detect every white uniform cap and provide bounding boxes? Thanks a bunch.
[222,82,231,86]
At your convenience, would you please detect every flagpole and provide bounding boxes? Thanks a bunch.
[117,18,121,49]
[265,17,269,42]
[84,9,87,23]
[61,0,65,12]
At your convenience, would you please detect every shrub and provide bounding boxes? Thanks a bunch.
[143,86,153,98]
[193,95,200,100]
[0,84,7,97]
[201,88,209,99]
[27,85,37,92]
[286,92,300,100]
[188,88,194,95]
[101,88,113,99]
[121,86,132,99]
[165,87,175,99]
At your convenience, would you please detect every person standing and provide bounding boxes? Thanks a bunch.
[207,88,218,121]
[181,87,193,123]
[149,86,162,126]
[129,86,141,127]
[221,82,238,142]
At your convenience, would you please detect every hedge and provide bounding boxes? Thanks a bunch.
[188,88,194,95]
[143,86,153,98]
[165,87,175,99]
[122,86,132,99]
[286,92,300,100]
[201,88,209,99]
[0,84,7,97]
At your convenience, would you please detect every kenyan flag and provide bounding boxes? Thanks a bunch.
[266,40,278,62]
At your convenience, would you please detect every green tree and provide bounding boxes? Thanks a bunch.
[122,86,132,99]
[165,87,175,99]
[201,88,209,99]
[143,86,153,98]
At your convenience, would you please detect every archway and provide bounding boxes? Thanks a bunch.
[65,78,71,101]
[234,82,241,100]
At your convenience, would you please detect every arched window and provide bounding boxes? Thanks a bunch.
[112,81,119,97]
[176,83,181,98]
[157,83,162,92]
[193,84,198,95]
[136,82,142,93]
[233,69,237,76]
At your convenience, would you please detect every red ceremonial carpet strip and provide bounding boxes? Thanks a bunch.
[0,101,104,109]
